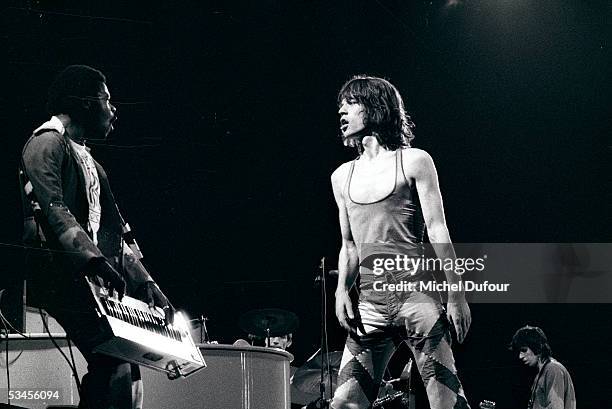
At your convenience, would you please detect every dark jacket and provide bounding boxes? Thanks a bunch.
[21,119,153,307]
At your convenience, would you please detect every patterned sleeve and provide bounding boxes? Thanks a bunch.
[22,131,103,270]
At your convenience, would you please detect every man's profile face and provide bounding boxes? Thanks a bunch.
[83,82,117,140]
[518,346,539,367]
[338,98,366,143]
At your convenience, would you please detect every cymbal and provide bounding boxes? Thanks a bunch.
[291,350,343,398]
[239,308,299,337]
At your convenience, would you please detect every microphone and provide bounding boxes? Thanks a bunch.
[313,270,339,284]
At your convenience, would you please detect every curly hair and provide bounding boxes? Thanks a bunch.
[509,325,552,360]
[46,65,106,123]
[337,75,415,150]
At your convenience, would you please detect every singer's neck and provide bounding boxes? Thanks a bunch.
[360,135,390,160]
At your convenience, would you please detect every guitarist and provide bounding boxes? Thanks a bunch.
[20,65,172,409]
[509,326,576,409]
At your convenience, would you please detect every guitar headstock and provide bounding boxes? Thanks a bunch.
[479,400,496,409]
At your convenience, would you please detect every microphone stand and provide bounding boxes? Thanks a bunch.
[188,316,210,343]
[199,315,210,344]
[318,257,330,408]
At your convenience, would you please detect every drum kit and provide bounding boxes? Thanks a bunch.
[238,308,413,409]
[239,308,299,347]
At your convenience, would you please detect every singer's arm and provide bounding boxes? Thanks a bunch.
[407,149,471,343]
[331,164,360,334]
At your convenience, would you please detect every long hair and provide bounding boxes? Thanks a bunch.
[337,75,415,150]
[46,65,106,123]
[509,325,552,360]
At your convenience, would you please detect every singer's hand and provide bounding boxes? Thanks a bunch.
[447,297,471,344]
[335,289,357,334]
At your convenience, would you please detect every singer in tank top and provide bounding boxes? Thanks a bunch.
[330,76,472,409]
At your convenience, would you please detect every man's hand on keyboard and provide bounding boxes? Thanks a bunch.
[139,281,175,324]
[85,258,126,300]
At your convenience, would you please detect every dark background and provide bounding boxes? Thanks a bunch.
[2,0,611,407]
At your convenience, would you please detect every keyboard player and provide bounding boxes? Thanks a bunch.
[21,65,173,409]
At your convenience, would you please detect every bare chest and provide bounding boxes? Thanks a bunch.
[348,158,397,203]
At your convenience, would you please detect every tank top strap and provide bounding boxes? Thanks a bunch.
[395,149,402,187]
[344,159,357,198]
[397,148,410,185]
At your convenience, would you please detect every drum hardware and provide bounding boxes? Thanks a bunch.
[291,349,342,398]
[372,391,410,408]
[372,359,415,409]
[188,315,211,344]
[301,257,341,408]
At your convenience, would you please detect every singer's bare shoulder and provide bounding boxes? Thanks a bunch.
[400,147,436,179]
[331,161,353,189]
